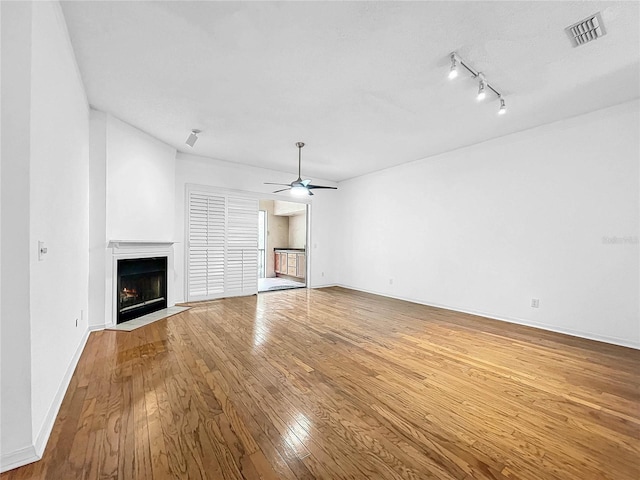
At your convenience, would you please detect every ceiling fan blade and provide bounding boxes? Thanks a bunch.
[264,182,292,186]
[272,188,292,193]
[301,179,311,187]
[307,185,338,190]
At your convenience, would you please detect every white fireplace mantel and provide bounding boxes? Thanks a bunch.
[108,240,177,249]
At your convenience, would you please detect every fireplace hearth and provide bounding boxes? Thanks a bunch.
[117,257,167,324]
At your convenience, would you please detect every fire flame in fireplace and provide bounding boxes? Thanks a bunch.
[121,287,138,299]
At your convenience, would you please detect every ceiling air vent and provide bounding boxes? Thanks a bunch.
[565,12,606,47]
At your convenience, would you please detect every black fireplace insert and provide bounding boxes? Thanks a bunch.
[117,257,167,324]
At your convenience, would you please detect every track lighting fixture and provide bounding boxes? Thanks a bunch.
[448,53,459,79]
[498,97,507,115]
[185,129,200,147]
[476,75,487,101]
[447,52,507,115]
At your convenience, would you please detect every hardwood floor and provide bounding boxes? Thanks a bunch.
[4,287,639,479]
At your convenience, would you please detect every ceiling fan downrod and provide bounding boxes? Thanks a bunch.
[296,142,304,181]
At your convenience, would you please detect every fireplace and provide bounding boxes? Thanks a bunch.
[116,257,167,324]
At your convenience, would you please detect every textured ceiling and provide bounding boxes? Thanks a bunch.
[60,1,639,182]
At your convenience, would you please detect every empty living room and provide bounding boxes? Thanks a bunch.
[1,1,638,479]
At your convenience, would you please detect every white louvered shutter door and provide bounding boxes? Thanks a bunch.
[226,196,258,297]
[206,195,226,296]
[187,192,226,301]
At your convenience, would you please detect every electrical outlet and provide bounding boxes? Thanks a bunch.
[389,278,394,285]
[321,271,325,277]
[531,298,540,308]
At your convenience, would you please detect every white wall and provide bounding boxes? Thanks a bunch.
[337,100,640,348]
[105,115,176,242]
[88,113,178,327]
[1,1,35,466]
[307,188,339,288]
[174,152,339,301]
[28,0,90,454]
[289,213,307,249]
[0,0,2,460]
[1,0,91,471]
[88,109,107,328]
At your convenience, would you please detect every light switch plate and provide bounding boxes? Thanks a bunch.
[38,241,47,261]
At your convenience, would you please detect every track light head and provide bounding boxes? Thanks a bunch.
[448,53,458,80]
[185,129,201,147]
[476,75,486,101]
[498,97,507,115]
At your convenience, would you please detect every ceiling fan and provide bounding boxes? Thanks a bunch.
[265,142,337,196]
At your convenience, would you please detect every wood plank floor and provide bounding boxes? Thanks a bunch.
[4,287,639,479]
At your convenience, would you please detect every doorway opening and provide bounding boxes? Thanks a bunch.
[257,199,307,292]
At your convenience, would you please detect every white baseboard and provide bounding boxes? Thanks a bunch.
[0,445,40,474]
[33,327,91,457]
[88,323,106,332]
[334,284,640,350]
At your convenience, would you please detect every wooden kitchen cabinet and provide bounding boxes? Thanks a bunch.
[296,253,306,278]
[287,254,297,276]
[274,252,282,274]
[274,252,288,274]
[274,249,306,280]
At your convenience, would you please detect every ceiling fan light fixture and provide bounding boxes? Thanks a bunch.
[291,185,309,197]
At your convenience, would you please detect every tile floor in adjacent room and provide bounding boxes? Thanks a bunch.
[258,276,306,292]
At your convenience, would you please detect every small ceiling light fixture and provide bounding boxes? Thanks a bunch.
[476,74,487,101]
[498,97,507,115]
[448,53,459,79]
[447,52,508,115]
[185,129,201,147]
